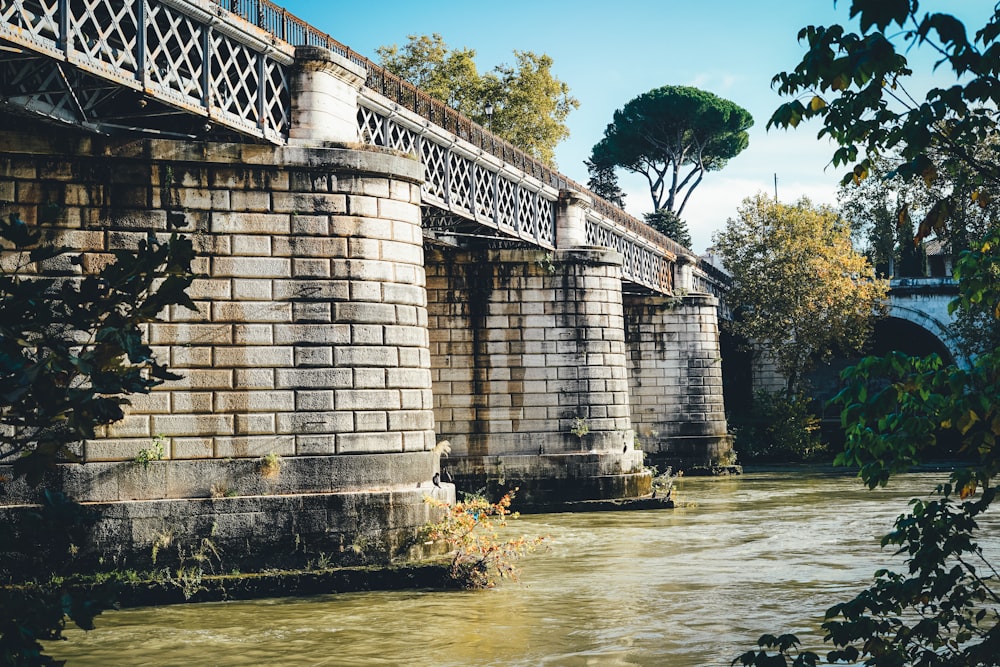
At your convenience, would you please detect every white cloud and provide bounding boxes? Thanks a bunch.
[619,172,839,255]
[687,72,740,93]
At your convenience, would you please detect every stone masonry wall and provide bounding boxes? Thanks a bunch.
[625,294,733,470]
[0,124,450,571]
[425,246,649,506]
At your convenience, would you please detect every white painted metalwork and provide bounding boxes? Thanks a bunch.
[0,0,292,140]
[0,0,731,299]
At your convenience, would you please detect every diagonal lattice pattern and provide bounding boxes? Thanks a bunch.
[421,140,448,203]
[0,0,291,140]
[147,2,204,103]
[3,0,59,47]
[448,152,473,213]
[474,164,494,220]
[69,0,140,75]
[209,33,259,130]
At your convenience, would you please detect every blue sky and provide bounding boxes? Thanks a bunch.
[277,1,983,253]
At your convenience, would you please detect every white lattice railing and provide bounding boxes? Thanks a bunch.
[358,95,690,293]
[0,0,729,298]
[0,0,292,141]
[359,94,558,250]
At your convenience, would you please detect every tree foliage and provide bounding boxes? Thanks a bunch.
[730,391,825,463]
[590,85,752,216]
[0,214,196,664]
[585,158,626,208]
[643,209,692,249]
[837,156,930,278]
[769,2,1000,245]
[737,2,1000,665]
[378,34,579,167]
[714,194,887,395]
[0,214,197,484]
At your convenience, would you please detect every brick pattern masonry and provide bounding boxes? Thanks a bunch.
[0,134,435,467]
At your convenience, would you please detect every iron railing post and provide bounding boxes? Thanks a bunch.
[58,0,69,57]
[136,0,147,87]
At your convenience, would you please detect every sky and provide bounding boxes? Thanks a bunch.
[277,1,984,253]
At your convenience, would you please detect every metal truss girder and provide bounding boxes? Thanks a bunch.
[357,98,559,252]
[0,0,292,142]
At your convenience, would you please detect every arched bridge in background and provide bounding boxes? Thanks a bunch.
[881,277,966,368]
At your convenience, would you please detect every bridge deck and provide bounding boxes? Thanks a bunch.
[1,0,720,297]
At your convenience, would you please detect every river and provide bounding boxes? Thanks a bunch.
[48,468,998,666]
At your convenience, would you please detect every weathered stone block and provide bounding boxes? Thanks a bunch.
[152,414,234,437]
[234,368,276,389]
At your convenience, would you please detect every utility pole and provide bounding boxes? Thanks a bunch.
[774,173,778,201]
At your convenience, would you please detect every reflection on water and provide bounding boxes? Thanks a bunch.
[49,468,997,667]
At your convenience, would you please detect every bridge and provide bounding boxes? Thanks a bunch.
[0,0,732,572]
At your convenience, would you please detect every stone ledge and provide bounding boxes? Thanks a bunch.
[0,451,439,504]
[0,131,423,185]
[1,484,455,575]
[443,452,652,511]
[92,559,458,609]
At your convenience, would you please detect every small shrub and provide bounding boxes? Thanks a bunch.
[732,391,826,462]
[134,434,166,469]
[209,483,238,499]
[258,451,281,479]
[422,489,544,589]
[570,417,589,439]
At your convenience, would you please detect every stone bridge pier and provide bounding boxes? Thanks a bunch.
[425,246,649,508]
[0,47,454,573]
[624,295,733,472]
[425,192,735,504]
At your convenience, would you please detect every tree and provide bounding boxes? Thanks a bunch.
[837,156,930,277]
[713,194,887,396]
[378,34,579,167]
[589,85,752,216]
[584,158,626,208]
[0,215,197,482]
[375,33,480,112]
[0,212,197,663]
[737,3,1000,665]
[643,209,692,249]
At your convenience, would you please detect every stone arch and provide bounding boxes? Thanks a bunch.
[880,302,968,369]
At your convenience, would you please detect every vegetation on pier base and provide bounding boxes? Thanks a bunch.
[422,490,544,589]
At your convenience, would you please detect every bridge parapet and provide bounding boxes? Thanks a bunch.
[1,0,695,296]
[1,0,294,141]
[692,260,732,318]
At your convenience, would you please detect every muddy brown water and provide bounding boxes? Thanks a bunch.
[48,468,997,666]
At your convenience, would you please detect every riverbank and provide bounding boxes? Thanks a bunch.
[9,559,458,611]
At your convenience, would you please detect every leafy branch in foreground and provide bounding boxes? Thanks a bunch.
[738,2,1000,664]
[0,212,197,665]
[422,489,544,589]
[0,213,197,484]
